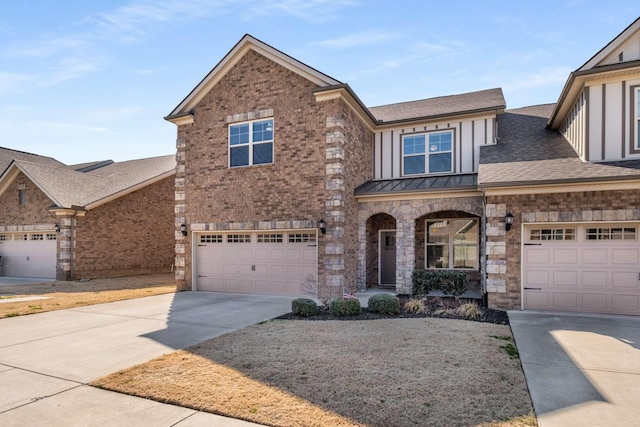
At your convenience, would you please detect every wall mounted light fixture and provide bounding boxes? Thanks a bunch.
[180,223,188,236]
[505,213,514,232]
[55,224,60,233]
[318,219,326,235]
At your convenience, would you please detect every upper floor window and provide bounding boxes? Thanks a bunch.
[636,88,640,150]
[402,131,452,175]
[18,189,27,205]
[229,119,273,167]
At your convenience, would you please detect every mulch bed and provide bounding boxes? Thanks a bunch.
[277,296,510,324]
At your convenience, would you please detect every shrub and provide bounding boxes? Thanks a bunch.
[412,270,469,297]
[291,298,319,317]
[454,302,484,319]
[329,297,361,316]
[368,293,400,314]
[403,298,426,314]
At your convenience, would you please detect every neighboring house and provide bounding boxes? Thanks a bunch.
[166,17,640,316]
[0,147,176,280]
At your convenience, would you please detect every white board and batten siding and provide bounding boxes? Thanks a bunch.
[373,117,496,180]
[563,77,640,162]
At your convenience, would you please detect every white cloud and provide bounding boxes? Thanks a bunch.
[246,0,357,23]
[0,72,34,96]
[501,67,571,92]
[31,120,108,133]
[315,31,402,48]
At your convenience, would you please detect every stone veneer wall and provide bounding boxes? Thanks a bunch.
[358,196,484,294]
[72,176,174,279]
[485,190,640,310]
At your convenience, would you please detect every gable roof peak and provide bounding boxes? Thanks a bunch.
[165,34,341,123]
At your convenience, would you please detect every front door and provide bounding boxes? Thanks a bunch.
[380,230,396,287]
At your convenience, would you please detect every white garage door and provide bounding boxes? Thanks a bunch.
[523,223,640,315]
[0,232,57,279]
[195,231,317,295]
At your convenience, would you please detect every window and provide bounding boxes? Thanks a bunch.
[636,88,640,150]
[46,234,57,241]
[227,234,251,243]
[402,131,452,175]
[30,234,44,241]
[426,218,478,269]
[0,234,7,241]
[586,227,636,241]
[200,234,223,243]
[257,234,283,243]
[19,189,27,205]
[288,233,316,243]
[530,228,576,241]
[229,119,273,167]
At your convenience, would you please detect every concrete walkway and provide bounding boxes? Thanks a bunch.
[0,291,295,426]
[509,311,640,427]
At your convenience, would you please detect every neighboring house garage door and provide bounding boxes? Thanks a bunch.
[523,223,640,315]
[0,232,57,279]
[195,231,317,295]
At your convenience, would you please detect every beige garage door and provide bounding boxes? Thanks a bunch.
[0,232,57,279]
[523,223,640,315]
[195,231,317,295]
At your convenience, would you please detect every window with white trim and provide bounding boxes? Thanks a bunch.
[636,88,640,150]
[530,228,576,241]
[426,218,478,269]
[46,234,57,241]
[227,234,251,243]
[288,233,316,243]
[0,234,7,241]
[200,234,223,243]
[257,234,283,243]
[586,227,636,241]
[30,234,44,241]
[19,189,27,205]
[229,119,273,167]
[402,131,452,175]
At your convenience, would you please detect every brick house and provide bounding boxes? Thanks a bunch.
[167,17,640,316]
[0,147,176,280]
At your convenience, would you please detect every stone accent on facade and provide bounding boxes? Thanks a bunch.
[226,108,274,124]
[324,116,347,291]
[358,196,484,295]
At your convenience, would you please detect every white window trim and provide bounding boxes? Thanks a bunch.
[635,87,640,151]
[425,218,479,270]
[401,130,453,176]
[228,118,274,168]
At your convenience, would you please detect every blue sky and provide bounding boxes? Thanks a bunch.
[1,1,638,164]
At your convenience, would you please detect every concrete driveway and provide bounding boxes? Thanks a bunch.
[509,311,640,427]
[0,291,294,426]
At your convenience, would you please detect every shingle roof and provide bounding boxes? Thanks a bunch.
[478,104,640,186]
[355,174,478,196]
[369,88,506,123]
[0,147,65,174]
[4,155,176,209]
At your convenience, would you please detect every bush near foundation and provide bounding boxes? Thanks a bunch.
[368,293,400,314]
[329,297,361,316]
[291,298,319,317]
[412,270,468,297]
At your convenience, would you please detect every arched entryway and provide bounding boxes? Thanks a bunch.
[366,213,397,289]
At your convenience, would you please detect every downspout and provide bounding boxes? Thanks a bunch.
[481,187,488,308]
[70,213,75,279]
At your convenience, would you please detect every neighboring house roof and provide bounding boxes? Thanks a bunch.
[0,147,65,174]
[70,160,115,172]
[355,174,478,196]
[479,104,640,187]
[0,155,176,210]
[166,34,342,123]
[548,17,640,129]
[369,88,506,124]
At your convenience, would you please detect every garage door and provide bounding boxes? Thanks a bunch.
[0,232,57,279]
[523,223,640,315]
[195,231,317,295]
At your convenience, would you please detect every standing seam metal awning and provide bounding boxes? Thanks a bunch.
[355,174,478,196]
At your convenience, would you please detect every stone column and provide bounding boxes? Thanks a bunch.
[395,217,415,295]
[56,216,73,281]
[174,137,189,290]
[485,203,507,293]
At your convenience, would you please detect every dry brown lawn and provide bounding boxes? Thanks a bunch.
[93,317,536,427]
[0,273,175,318]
